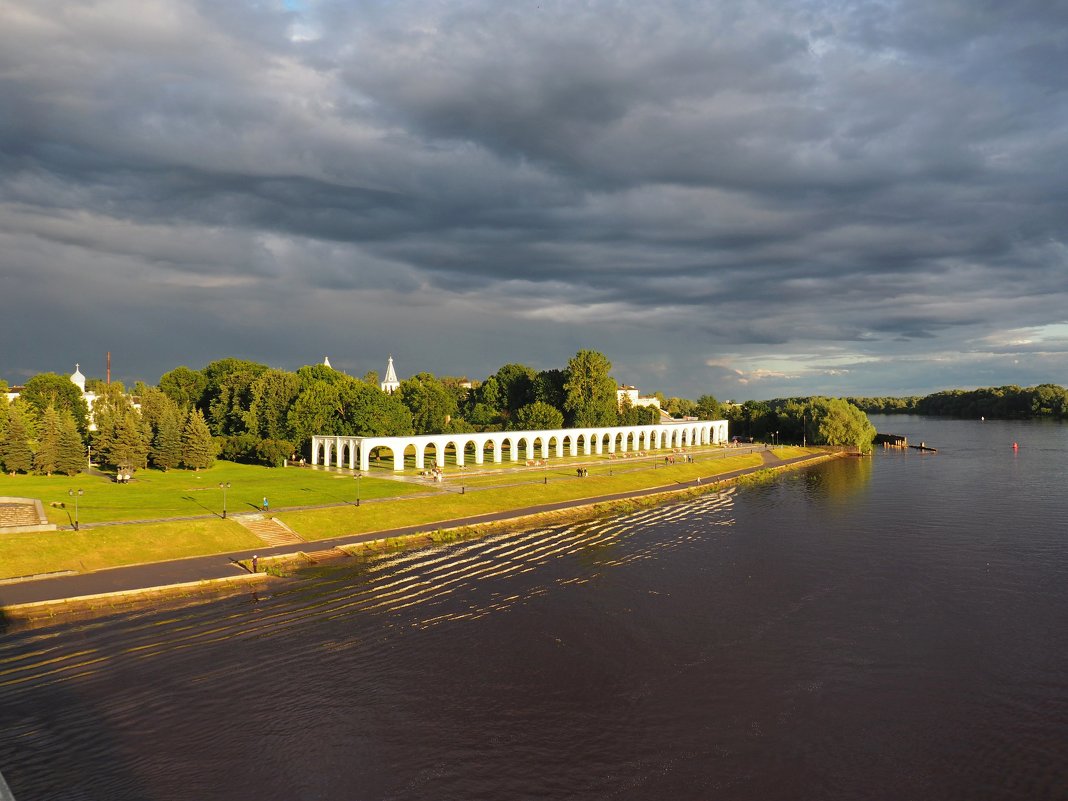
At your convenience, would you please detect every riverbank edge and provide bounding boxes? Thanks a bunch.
[1,451,843,628]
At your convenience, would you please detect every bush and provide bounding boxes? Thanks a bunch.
[256,439,294,468]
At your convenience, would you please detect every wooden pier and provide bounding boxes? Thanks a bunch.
[875,433,937,453]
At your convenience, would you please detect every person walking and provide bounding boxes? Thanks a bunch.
[262,496,269,512]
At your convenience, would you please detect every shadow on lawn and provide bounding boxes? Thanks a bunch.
[182,494,219,517]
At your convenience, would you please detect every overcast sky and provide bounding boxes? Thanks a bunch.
[2,0,1066,400]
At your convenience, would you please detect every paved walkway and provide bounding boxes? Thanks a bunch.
[0,451,833,609]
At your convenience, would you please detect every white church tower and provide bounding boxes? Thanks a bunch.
[381,355,400,394]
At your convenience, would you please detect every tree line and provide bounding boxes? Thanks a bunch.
[722,397,876,452]
[0,350,724,475]
[849,384,1068,420]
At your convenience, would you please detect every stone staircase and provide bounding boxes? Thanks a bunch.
[236,514,305,547]
[0,497,55,533]
[0,502,41,528]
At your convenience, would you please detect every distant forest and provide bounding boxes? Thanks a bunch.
[849,384,1068,420]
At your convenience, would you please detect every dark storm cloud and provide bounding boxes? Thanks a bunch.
[1,0,1066,398]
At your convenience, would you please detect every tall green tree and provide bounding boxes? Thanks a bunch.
[398,373,457,435]
[204,360,270,437]
[1,406,33,474]
[33,405,61,475]
[695,394,721,420]
[152,401,184,471]
[563,350,619,428]
[335,379,413,436]
[488,363,538,421]
[111,409,150,470]
[534,369,567,411]
[89,383,135,468]
[181,408,216,470]
[245,369,301,440]
[56,410,86,476]
[288,380,343,443]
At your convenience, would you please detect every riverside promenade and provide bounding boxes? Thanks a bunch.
[0,451,834,611]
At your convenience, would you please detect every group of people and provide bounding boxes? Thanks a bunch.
[420,467,447,483]
[575,467,590,478]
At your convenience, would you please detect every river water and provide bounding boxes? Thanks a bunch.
[1,415,1066,800]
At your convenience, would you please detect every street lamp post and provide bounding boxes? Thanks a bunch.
[219,482,231,518]
[355,472,361,506]
[774,430,779,446]
[460,465,466,495]
[68,488,83,531]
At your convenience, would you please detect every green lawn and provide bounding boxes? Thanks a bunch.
[0,462,422,525]
[0,519,265,578]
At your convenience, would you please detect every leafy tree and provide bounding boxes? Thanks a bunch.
[181,408,216,470]
[1,406,33,474]
[563,350,619,427]
[33,405,61,475]
[664,397,697,418]
[56,411,86,476]
[21,373,89,434]
[634,405,660,425]
[398,373,457,435]
[512,401,565,431]
[487,363,538,421]
[288,380,343,443]
[137,386,172,433]
[158,366,208,411]
[695,394,721,420]
[362,370,380,386]
[806,398,876,452]
[256,438,295,468]
[245,369,301,440]
[204,360,269,437]
[534,369,567,411]
[295,363,343,386]
[335,379,413,437]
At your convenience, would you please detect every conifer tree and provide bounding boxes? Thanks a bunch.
[1,408,33,474]
[152,402,183,471]
[33,405,61,476]
[181,408,216,470]
[56,411,86,476]
[0,397,9,444]
[112,409,149,471]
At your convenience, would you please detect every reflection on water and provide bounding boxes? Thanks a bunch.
[800,451,873,505]
[2,418,1067,801]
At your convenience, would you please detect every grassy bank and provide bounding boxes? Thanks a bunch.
[1,447,826,580]
[279,452,764,540]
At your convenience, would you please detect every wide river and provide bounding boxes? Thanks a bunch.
[1,415,1066,800]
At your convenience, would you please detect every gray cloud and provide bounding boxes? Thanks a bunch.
[1,0,1066,399]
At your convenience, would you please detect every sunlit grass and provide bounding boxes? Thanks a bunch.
[0,447,825,581]
[0,519,263,579]
[0,462,422,525]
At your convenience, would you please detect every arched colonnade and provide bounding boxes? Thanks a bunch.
[311,420,729,472]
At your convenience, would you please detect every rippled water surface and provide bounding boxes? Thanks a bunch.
[2,416,1067,800]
